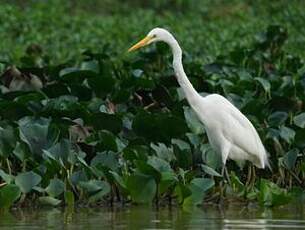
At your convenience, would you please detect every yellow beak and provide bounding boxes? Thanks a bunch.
[128,36,153,52]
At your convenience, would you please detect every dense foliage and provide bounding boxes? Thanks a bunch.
[0,0,305,210]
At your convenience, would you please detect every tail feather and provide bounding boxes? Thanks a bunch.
[263,151,272,172]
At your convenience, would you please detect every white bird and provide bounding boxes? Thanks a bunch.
[128,28,270,184]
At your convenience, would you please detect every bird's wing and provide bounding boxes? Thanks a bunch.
[224,102,266,165]
[208,95,267,166]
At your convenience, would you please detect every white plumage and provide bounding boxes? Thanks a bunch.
[129,28,270,171]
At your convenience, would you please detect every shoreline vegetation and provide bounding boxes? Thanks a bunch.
[1,0,305,211]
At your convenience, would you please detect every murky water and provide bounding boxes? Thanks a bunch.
[1,203,305,229]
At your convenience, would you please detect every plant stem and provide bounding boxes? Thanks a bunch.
[6,159,12,175]
[0,182,7,187]
[288,169,303,187]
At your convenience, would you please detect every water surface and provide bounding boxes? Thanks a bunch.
[1,203,305,229]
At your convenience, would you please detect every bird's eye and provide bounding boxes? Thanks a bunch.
[152,34,157,38]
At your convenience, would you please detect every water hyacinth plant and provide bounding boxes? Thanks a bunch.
[0,1,305,210]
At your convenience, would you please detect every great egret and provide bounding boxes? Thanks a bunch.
[128,28,270,186]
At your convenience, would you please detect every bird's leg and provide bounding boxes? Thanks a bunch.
[245,165,256,198]
[221,165,225,178]
[218,146,230,204]
[218,166,225,205]
[249,165,256,189]
[218,165,228,205]
[224,166,231,186]
[245,164,252,187]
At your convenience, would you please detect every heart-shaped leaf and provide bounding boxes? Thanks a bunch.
[15,171,42,193]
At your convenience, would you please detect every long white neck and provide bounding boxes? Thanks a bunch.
[168,39,200,105]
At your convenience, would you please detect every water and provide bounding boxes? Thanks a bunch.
[1,203,305,229]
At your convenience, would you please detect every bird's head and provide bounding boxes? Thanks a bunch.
[128,28,174,52]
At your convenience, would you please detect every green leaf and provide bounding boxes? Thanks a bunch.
[0,184,21,209]
[18,117,59,156]
[183,178,215,207]
[186,133,202,148]
[88,185,111,203]
[294,113,305,128]
[89,113,122,134]
[133,111,188,143]
[13,142,30,162]
[15,171,42,193]
[109,171,127,191]
[268,111,288,127]
[0,123,17,158]
[201,164,222,177]
[70,170,88,186]
[258,179,291,207]
[150,143,175,162]
[172,139,192,169]
[295,129,305,148]
[159,171,177,194]
[79,180,110,196]
[88,75,115,97]
[280,126,295,144]
[174,182,191,204]
[126,173,156,204]
[81,60,99,73]
[43,139,71,164]
[147,156,172,173]
[132,69,144,78]
[38,196,61,206]
[0,101,30,120]
[135,160,161,182]
[0,169,14,184]
[282,149,299,170]
[255,77,271,92]
[91,151,118,171]
[201,144,222,169]
[230,171,245,194]
[59,67,96,83]
[46,178,65,197]
[183,106,205,134]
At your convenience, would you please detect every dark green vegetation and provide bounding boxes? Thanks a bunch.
[0,0,305,210]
